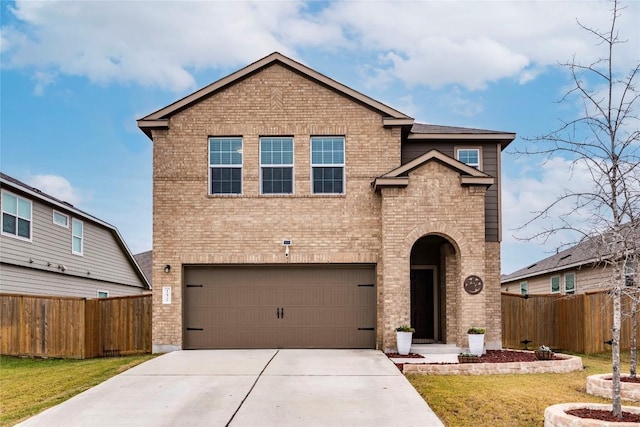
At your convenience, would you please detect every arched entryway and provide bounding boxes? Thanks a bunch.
[410,234,455,343]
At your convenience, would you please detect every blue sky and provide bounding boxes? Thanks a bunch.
[1,0,638,274]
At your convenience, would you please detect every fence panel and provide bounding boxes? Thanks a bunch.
[0,293,151,359]
[502,291,640,354]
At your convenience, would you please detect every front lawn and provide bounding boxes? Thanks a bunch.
[408,352,640,426]
[0,354,155,427]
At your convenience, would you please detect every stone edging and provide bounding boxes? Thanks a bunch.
[587,374,640,402]
[402,354,583,375]
[544,403,640,427]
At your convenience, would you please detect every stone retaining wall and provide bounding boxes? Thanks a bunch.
[403,354,583,375]
[586,374,640,402]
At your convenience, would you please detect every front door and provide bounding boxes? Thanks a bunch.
[410,269,436,341]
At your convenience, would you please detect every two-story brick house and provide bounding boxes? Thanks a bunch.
[138,52,515,353]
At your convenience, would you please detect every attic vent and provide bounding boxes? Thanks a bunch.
[560,254,571,260]
[526,263,537,269]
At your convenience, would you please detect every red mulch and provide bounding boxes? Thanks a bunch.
[385,352,425,358]
[566,408,640,423]
[478,350,560,363]
[603,376,640,384]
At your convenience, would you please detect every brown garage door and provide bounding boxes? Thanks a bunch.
[183,265,376,349]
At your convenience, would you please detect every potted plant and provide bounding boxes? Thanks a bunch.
[395,324,415,355]
[467,326,486,356]
[458,352,480,363]
[534,344,554,360]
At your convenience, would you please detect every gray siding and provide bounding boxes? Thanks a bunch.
[0,188,146,297]
[401,141,500,242]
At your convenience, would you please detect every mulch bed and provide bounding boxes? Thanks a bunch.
[385,352,425,358]
[566,408,640,423]
[603,376,640,384]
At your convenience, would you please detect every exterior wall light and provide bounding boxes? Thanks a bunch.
[164,264,171,273]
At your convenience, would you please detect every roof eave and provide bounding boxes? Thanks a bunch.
[137,119,169,140]
[461,176,495,186]
[371,177,409,192]
[383,118,415,127]
[408,132,516,141]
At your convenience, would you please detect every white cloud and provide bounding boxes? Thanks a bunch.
[1,0,637,93]
[502,156,597,243]
[27,174,89,207]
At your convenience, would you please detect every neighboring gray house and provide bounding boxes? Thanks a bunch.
[0,172,150,298]
[502,224,638,295]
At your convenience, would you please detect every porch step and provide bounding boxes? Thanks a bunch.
[411,344,462,354]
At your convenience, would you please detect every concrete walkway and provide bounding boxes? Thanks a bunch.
[16,349,445,427]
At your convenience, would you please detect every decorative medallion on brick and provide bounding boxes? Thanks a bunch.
[464,275,484,294]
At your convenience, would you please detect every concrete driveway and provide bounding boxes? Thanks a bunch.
[16,349,444,427]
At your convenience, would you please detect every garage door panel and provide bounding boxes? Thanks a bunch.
[183,265,376,349]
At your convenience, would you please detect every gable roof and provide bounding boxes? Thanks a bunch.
[502,223,640,283]
[372,149,495,191]
[133,250,152,286]
[138,52,414,139]
[0,172,151,290]
[409,123,516,148]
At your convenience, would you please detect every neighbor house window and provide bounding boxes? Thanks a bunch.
[564,272,576,294]
[551,275,561,293]
[456,148,480,169]
[625,258,635,286]
[53,210,69,228]
[97,290,109,298]
[209,137,243,194]
[520,282,528,296]
[72,218,83,255]
[261,137,293,194]
[311,136,344,194]
[1,190,32,240]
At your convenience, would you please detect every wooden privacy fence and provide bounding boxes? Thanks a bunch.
[502,291,640,354]
[0,293,151,359]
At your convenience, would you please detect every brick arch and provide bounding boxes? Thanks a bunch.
[403,223,468,257]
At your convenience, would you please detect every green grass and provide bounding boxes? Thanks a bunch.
[407,352,640,427]
[0,354,155,427]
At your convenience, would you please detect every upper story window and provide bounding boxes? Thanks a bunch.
[564,272,576,294]
[456,148,481,169]
[550,275,561,293]
[311,136,345,194]
[520,281,528,296]
[53,210,69,228]
[1,190,32,241]
[72,218,83,255]
[209,137,243,194]
[261,137,293,194]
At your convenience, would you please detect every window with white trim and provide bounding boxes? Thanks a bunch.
[209,137,243,194]
[456,148,480,169]
[311,136,344,194]
[1,190,32,240]
[625,258,635,286]
[261,137,293,194]
[551,275,561,293]
[53,210,69,228]
[564,272,576,294]
[520,281,528,296]
[97,290,109,298]
[72,218,83,255]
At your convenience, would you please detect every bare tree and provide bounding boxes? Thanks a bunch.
[513,0,640,418]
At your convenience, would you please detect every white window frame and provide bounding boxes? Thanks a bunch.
[72,218,83,256]
[260,137,294,195]
[1,190,32,242]
[97,290,109,298]
[520,281,528,296]
[550,275,561,293]
[564,272,576,294]
[455,147,482,169]
[208,137,243,195]
[53,210,69,228]
[310,136,346,195]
